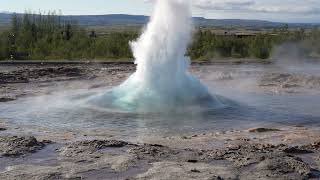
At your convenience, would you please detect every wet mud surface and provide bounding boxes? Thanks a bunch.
[0,131,319,180]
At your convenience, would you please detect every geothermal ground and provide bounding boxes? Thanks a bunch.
[0,62,320,179]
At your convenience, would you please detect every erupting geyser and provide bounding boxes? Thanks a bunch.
[89,0,223,112]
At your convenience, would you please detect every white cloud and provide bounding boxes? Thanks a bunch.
[142,0,320,22]
[193,0,254,11]
[192,0,320,15]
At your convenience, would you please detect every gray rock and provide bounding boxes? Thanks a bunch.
[0,97,16,102]
[248,127,280,133]
[259,73,320,91]
[255,156,311,177]
[207,143,314,179]
[283,146,314,154]
[128,144,177,159]
[0,136,47,157]
[59,139,128,157]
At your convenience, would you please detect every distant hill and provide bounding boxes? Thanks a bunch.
[0,13,319,29]
[193,17,286,28]
[66,14,149,26]
[0,13,12,26]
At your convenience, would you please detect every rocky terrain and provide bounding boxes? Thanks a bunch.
[259,73,320,94]
[1,63,320,102]
[0,63,135,102]
[0,136,49,157]
[1,63,320,179]
[0,127,319,180]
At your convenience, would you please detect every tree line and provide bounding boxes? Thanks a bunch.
[0,12,319,61]
[0,12,138,60]
[188,28,320,60]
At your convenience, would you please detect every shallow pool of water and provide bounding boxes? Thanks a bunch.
[0,64,320,137]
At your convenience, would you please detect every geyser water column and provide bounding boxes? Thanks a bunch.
[89,0,222,112]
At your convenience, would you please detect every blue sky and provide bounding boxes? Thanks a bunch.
[1,0,320,23]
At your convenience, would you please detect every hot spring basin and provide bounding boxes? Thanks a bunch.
[0,65,320,138]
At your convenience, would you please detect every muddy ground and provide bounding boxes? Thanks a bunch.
[0,63,320,180]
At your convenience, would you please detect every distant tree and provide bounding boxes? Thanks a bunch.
[282,24,289,32]
[11,14,20,36]
[89,30,97,38]
[64,24,72,40]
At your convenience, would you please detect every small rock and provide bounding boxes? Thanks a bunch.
[187,159,198,163]
[42,140,53,144]
[248,128,280,133]
[0,97,16,102]
[210,176,224,180]
[283,147,314,154]
[312,141,320,149]
[236,138,250,141]
[190,169,201,173]
[181,136,190,139]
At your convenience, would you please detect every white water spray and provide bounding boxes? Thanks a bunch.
[89,0,222,112]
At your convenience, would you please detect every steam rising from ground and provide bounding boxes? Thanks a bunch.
[89,0,222,112]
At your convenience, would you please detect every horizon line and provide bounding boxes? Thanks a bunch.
[1,11,320,24]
